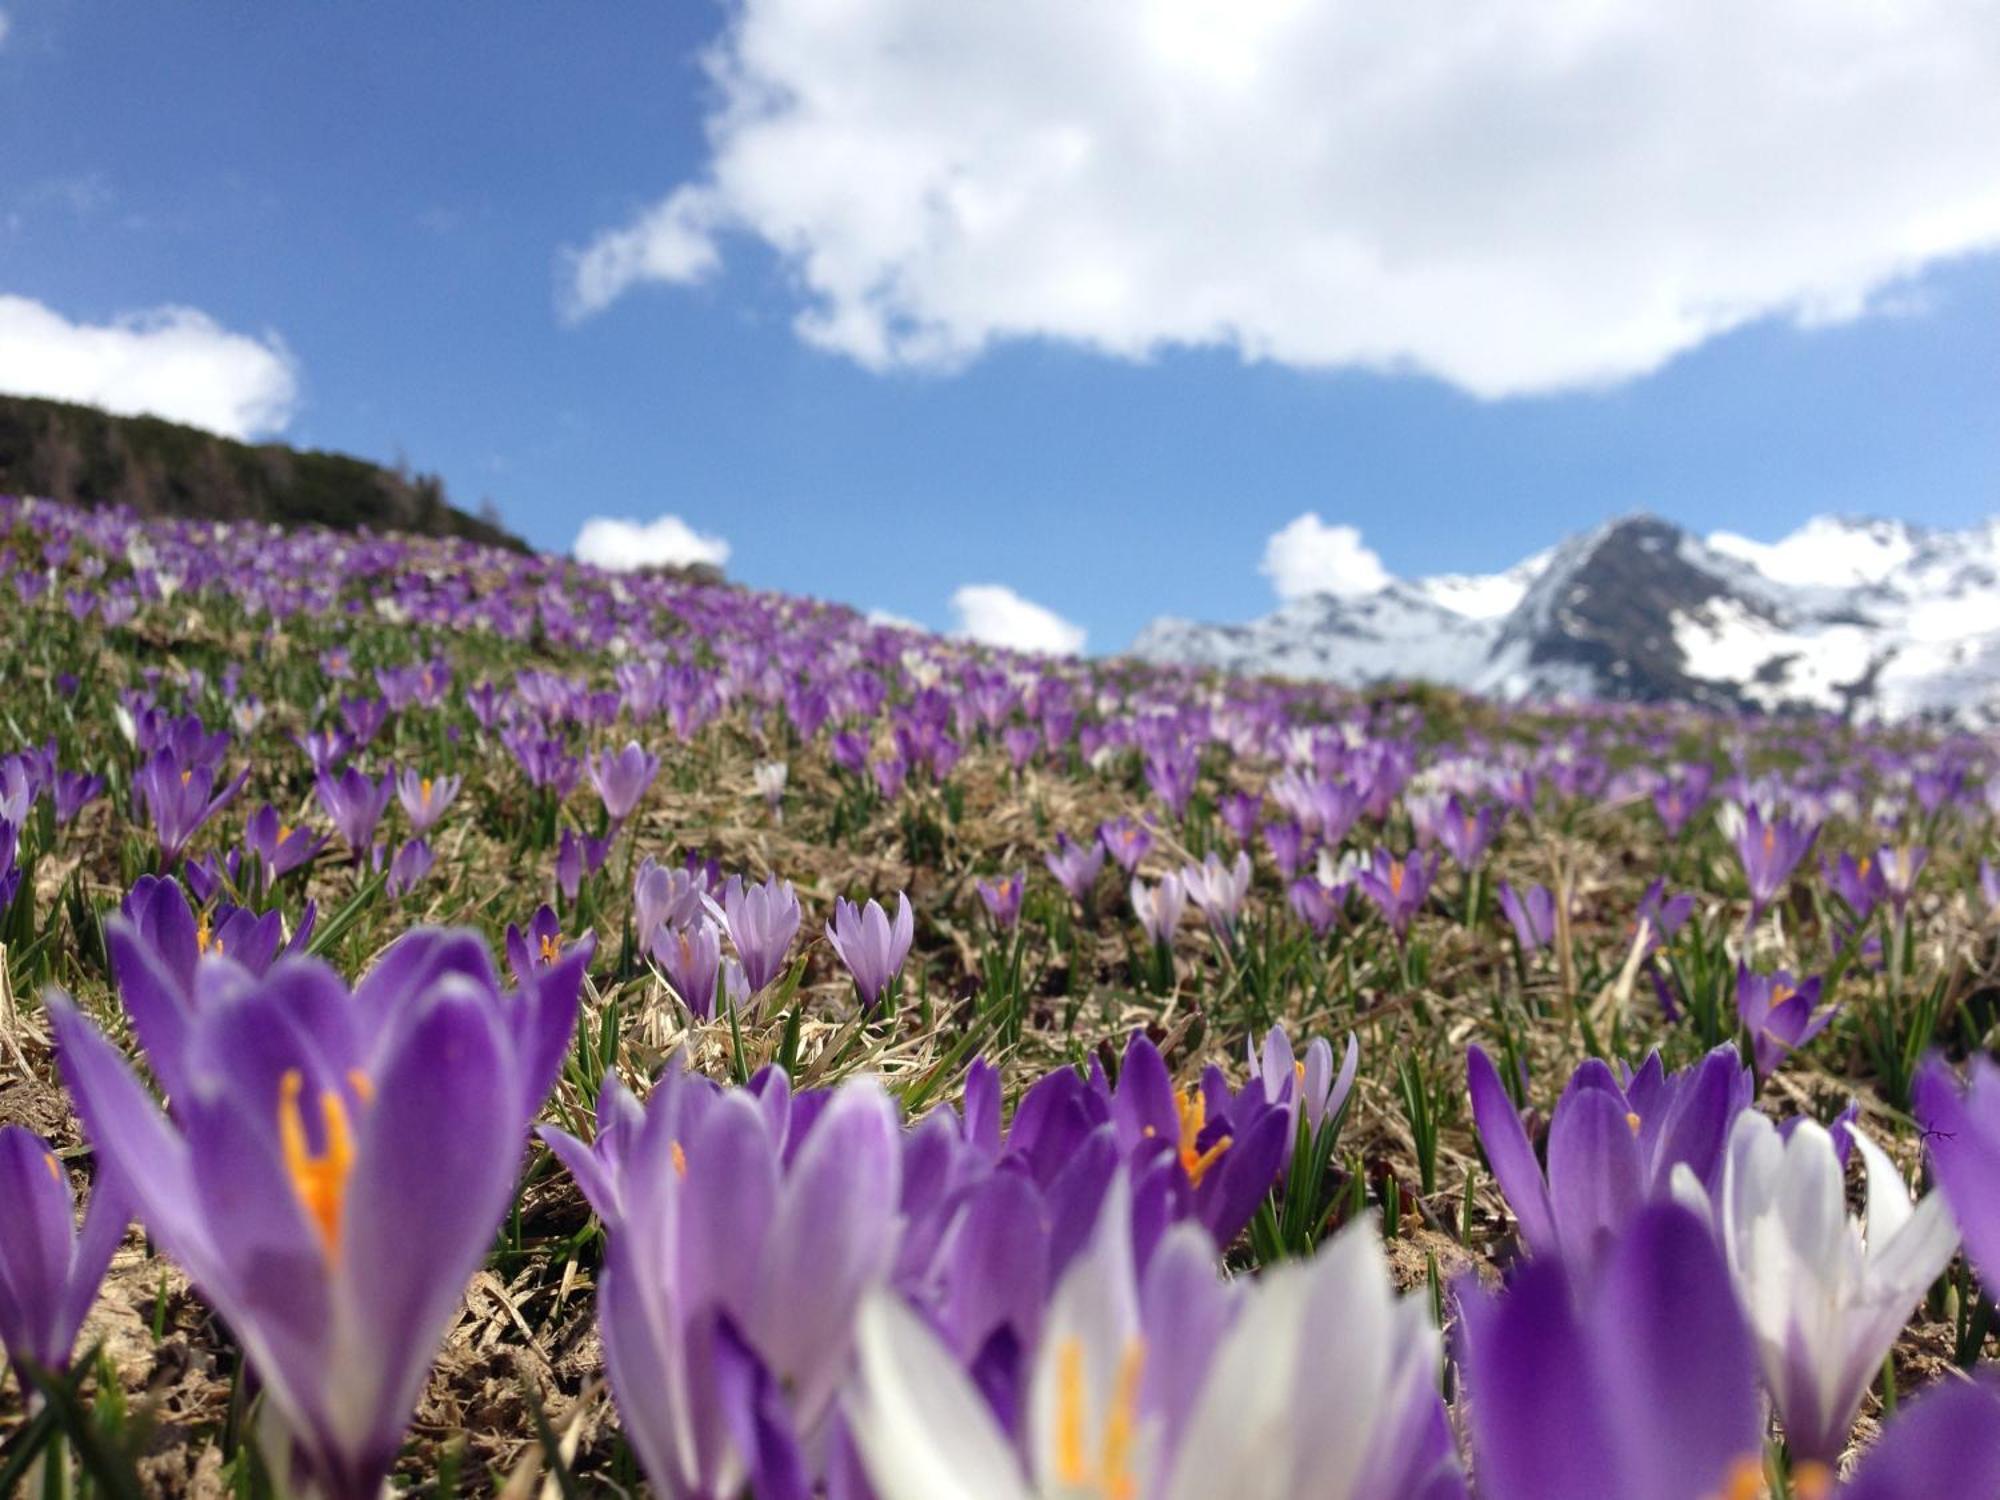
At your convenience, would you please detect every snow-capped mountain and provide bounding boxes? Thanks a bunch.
[1131,515,2000,723]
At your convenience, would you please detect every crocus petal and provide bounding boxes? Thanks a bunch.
[1467,1046,1557,1256]
[848,1294,1035,1500]
[1841,1377,2000,1500]
[332,988,517,1473]
[1458,1257,1620,1500]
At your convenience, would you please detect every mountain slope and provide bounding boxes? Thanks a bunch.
[1131,513,2000,723]
[0,393,524,550]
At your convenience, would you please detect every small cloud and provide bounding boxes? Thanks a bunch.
[949,583,1086,656]
[0,11,12,49]
[866,607,923,632]
[560,186,722,323]
[0,294,298,438]
[573,513,731,572]
[1260,513,1392,601]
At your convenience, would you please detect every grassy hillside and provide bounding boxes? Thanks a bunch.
[0,392,524,549]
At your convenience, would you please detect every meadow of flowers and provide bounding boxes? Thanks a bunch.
[5,491,2000,1497]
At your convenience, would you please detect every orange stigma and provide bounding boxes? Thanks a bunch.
[43,1151,61,1185]
[537,933,560,966]
[672,1141,688,1179]
[1174,1086,1231,1187]
[277,1069,363,1259]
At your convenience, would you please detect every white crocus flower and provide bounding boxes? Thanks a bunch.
[1708,1111,1958,1465]
[848,1183,1454,1500]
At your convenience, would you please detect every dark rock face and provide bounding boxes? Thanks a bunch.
[1504,516,1759,709]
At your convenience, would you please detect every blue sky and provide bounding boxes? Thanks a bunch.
[2,2,1996,652]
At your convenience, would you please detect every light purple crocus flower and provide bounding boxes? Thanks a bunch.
[1466,1044,1750,1271]
[543,1069,902,1500]
[1497,881,1557,953]
[1045,833,1106,906]
[385,838,434,900]
[0,1126,130,1388]
[394,769,460,835]
[1250,1025,1359,1146]
[1098,816,1153,874]
[974,870,1025,931]
[50,925,585,1500]
[1877,843,1928,916]
[1459,1201,1764,1500]
[1735,964,1837,1082]
[1733,804,1818,916]
[1131,872,1187,949]
[1181,850,1252,941]
[653,916,724,1018]
[719,873,802,994]
[589,741,660,822]
[827,893,914,1011]
[315,766,394,856]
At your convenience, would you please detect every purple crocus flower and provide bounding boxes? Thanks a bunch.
[1436,795,1503,871]
[1101,1033,1288,1248]
[1357,848,1434,942]
[133,747,248,863]
[1735,964,1837,1081]
[719,873,802,994]
[542,1070,902,1500]
[1250,1025,1359,1149]
[1733,803,1818,915]
[652,916,724,1018]
[315,766,394,855]
[1045,833,1106,906]
[1218,789,1263,845]
[589,741,660,822]
[1825,851,1887,921]
[385,838,434,900]
[1497,881,1557,953]
[1633,877,1693,954]
[1262,819,1310,880]
[244,804,329,881]
[633,857,712,949]
[1915,1055,2000,1290]
[394,769,460,835]
[1287,875,1344,937]
[49,926,585,1500]
[1097,816,1153,874]
[1466,1044,1750,1270]
[1458,1201,1763,1500]
[827,893,914,1011]
[0,1127,130,1387]
[52,769,104,825]
[974,870,1025,931]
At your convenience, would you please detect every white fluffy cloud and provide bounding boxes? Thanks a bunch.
[0,295,298,438]
[565,0,2000,396]
[1261,513,1392,601]
[573,513,732,572]
[950,583,1085,656]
